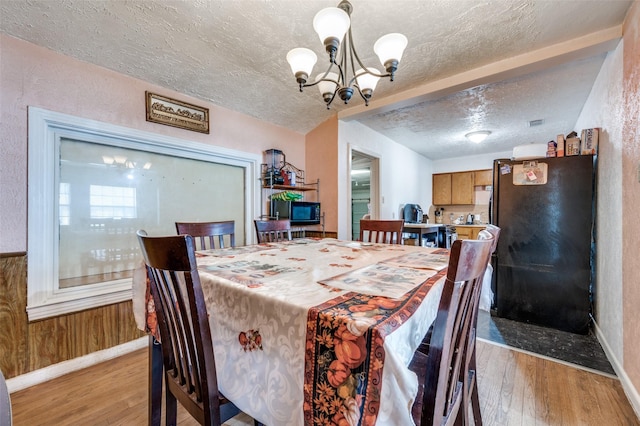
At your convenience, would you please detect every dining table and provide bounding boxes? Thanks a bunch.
[133,238,453,426]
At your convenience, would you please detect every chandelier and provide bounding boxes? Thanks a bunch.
[286,0,408,109]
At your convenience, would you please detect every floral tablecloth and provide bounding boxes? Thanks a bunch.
[134,238,450,425]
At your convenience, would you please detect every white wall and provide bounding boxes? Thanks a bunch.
[431,150,512,173]
[575,42,624,361]
[338,121,433,239]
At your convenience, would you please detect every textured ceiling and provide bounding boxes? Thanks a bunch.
[0,0,633,159]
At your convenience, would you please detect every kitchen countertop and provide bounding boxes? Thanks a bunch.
[403,222,489,228]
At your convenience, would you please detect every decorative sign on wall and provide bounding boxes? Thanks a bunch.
[145,91,210,133]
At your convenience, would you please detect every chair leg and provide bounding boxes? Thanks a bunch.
[471,380,482,425]
[149,337,163,426]
[464,369,475,424]
[165,385,177,426]
[467,347,482,426]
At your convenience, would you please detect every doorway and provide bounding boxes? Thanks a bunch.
[350,150,379,240]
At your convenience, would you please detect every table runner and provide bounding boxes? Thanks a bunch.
[304,267,446,425]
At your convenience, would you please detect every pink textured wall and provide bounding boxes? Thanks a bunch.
[305,116,339,233]
[0,35,305,253]
[622,1,640,393]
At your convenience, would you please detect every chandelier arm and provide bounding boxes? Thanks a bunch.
[347,27,392,79]
[355,86,370,106]
[346,29,358,86]
[325,89,339,109]
[338,35,349,87]
[301,63,340,89]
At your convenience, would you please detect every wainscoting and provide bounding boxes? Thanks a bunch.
[0,252,144,379]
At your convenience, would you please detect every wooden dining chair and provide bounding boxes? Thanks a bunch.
[409,236,493,426]
[481,224,501,255]
[137,230,248,426]
[254,219,292,243]
[359,219,404,244]
[175,220,236,250]
[459,226,500,425]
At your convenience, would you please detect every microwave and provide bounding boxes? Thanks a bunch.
[271,200,321,225]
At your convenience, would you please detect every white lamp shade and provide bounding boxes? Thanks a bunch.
[355,68,381,92]
[465,131,491,143]
[373,33,408,65]
[315,72,339,96]
[313,7,350,45]
[286,48,318,77]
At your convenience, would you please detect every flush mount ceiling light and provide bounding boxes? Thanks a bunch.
[286,0,408,109]
[465,131,491,143]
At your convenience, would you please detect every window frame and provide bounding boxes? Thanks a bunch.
[27,107,260,321]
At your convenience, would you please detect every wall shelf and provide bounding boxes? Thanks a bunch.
[264,184,317,191]
[259,162,324,235]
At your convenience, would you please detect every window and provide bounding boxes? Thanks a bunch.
[59,183,70,226]
[27,107,261,320]
[89,185,137,219]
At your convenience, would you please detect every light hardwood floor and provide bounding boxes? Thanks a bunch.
[9,340,639,425]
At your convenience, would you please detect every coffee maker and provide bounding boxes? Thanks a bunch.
[403,204,423,223]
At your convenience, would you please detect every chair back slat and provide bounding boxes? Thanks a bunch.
[254,219,292,243]
[359,219,404,244]
[175,221,236,250]
[137,230,224,425]
[413,236,493,426]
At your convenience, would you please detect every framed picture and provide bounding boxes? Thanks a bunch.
[145,91,209,134]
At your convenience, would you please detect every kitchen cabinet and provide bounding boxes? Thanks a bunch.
[454,225,486,240]
[474,169,493,186]
[432,173,452,205]
[432,169,492,205]
[451,172,474,204]
[433,171,474,205]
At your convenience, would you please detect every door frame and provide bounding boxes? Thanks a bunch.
[348,145,380,240]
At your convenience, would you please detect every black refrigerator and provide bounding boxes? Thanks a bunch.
[490,155,595,334]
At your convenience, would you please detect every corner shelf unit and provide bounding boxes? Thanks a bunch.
[259,162,324,235]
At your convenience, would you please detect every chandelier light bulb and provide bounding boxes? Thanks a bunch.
[286,48,318,85]
[313,7,350,56]
[316,72,338,99]
[374,33,408,76]
[355,68,381,99]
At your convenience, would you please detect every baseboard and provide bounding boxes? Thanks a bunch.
[6,337,148,393]
[592,319,640,419]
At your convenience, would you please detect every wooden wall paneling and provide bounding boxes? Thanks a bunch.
[0,253,28,377]
[2,253,143,378]
[28,315,74,371]
[117,301,146,344]
[71,304,121,357]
